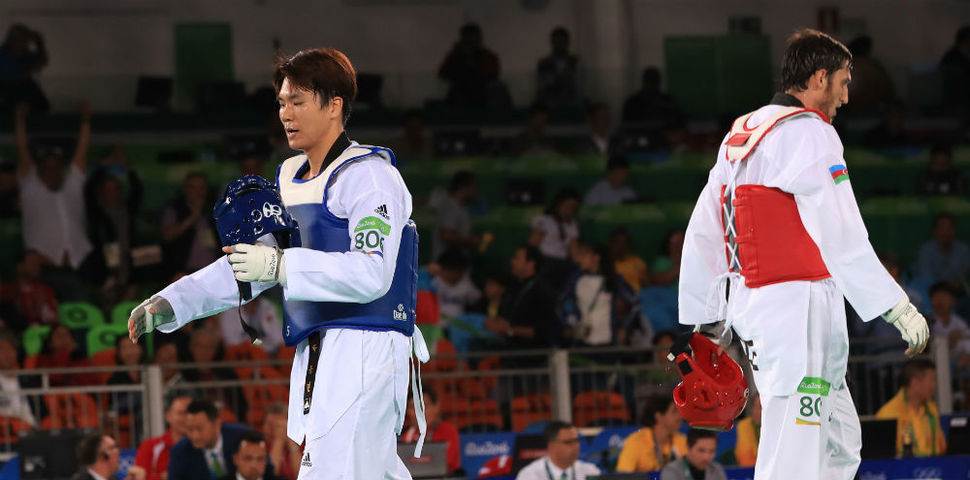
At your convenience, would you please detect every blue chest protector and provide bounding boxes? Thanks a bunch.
[280,147,418,347]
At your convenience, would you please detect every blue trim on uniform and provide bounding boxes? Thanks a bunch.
[274,162,284,188]
[291,157,325,183]
[320,145,396,223]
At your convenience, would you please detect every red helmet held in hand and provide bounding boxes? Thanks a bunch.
[671,333,749,431]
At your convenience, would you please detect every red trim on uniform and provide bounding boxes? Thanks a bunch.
[725,133,751,146]
[726,108,827,164]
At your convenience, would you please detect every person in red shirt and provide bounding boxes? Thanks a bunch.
[0,250,58,331]
[133,393,193,480]
[402,385,462,475]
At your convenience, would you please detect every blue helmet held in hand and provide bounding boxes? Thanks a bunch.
[213,175,301,249]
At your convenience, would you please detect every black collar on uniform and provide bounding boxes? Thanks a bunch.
[769,92,805,108]
[296,131,352,180]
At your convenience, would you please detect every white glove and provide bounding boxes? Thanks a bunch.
[226,243,286,284]
[128,296,175,343]
[883,298,929,356]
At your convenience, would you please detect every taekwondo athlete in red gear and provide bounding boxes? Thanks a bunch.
[678,29,929,480]
[127,48,428,480]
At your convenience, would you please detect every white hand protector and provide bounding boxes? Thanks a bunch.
[227,243,286,284]
[128,296,175,342]
[883,298,929,356]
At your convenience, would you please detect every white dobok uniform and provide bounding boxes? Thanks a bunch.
[152,141,427,480]
[679,103,906,480]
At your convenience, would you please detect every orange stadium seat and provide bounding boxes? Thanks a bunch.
[444,398,504,432]
[224,343,271,380]
[572,391,631,427]
[0,415,33,447]
[276,345,296,377]
[89,348,118,385]
[416,290,440,325]
[41,393,99,429]
[511,394,552,431]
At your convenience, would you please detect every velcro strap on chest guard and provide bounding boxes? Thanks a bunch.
[724,106,823,163]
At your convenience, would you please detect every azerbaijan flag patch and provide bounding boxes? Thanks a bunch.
[829,164,849,184]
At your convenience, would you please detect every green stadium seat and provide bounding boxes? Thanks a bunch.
[87,323,130,357]
[58,302,105,329]
[111,301,142,326]
[22,325,51,356]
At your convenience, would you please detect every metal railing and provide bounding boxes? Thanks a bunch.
[0,335,964,453]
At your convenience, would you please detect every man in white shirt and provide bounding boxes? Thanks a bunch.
[15,101,93,299]
[0,330,35,427]
[515,421,600,480]
[71,433,120,480]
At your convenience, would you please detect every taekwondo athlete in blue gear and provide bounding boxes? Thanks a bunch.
[128,47,428,480]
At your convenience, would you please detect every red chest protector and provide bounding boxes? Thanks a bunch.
[721,107,831,288]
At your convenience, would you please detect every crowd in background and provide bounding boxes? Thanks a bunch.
[0,20,968,480]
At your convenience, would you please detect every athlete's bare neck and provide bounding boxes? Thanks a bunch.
[303,126,344,179]
[784,89,816,111]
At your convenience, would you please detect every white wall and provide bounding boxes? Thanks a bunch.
[2,0,968,113]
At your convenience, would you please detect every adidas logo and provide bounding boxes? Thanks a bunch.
[374,204,389,220]
[302,451,312,467]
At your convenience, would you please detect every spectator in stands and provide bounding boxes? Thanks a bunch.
[621,67,685,128]
[940,25,970,117]
[219,429,287,480]
[561,241,639,346]
[0,24,49,113]
[152,341,184,387]
[914,214,970,286]
[431,248,482,326]
[579,103,613,155]
[134,392,193,480]
[651,229,684,287]
[107,335,145,437]
[403,384,462,476]
[160,172,219,281]
[216,298,284,355]
[585,156,637,206]
[512,104,560,156]
[928,282,970,364]
[919,143,964,196]
[0,329,36,426]
[169,399,268,480]
[474,270,510,319]
[516,421,600,480]
[484,245,559,349]
[72,432,121,480]
[36,324,93,386]
[875,358,946,457]
[639,330,679,398]
[610,228,649,291]
[84,145,144,305]
[719,394,760,467]
[15,101,94,301]
[535,27,582,110]
[863,102,914,149]
[262,402,301,480]
[181,328,247,421]
[438,23,502,109]
[845,35,895,114]
[393,109,431,158]
[432,170,482,262]
[0,158,17,218]
[616,395,687,472]
[0,250,58,331]
[661,429,726,480]
[530,187,580,285]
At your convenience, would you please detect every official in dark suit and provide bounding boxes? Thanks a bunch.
[71,433,121,480]
[169,399,274,480]
[216,429,289,480]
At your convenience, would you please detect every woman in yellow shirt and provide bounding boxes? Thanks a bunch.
[616,395,688,472]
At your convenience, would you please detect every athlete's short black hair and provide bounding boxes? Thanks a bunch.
[780,29,852,93]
